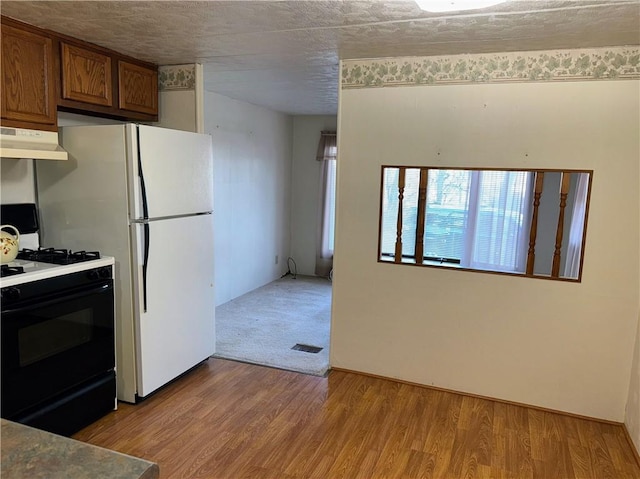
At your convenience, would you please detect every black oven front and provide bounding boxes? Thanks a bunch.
[1,266,116,436]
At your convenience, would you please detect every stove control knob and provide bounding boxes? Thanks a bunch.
[99,267,111,279]
[87,269,99,280]
[1,287,21,301]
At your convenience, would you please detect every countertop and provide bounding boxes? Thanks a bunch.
[1,419,159,479]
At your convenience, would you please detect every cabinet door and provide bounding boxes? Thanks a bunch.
[1,24,56,128]
[61,42,113,107]
[118,60,158,116]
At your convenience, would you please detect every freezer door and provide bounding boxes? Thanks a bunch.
[129,125,214,220]
[131,214,215,398]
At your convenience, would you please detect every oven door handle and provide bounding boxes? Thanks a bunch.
[1,282,113,315]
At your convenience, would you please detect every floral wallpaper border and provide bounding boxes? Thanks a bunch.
[341,47,640,89]
[158,64,196,91]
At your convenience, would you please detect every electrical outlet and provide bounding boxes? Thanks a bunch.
[275,255,279,264]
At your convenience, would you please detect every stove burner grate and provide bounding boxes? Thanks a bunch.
[17,248,101,265]
[1,265,25,277]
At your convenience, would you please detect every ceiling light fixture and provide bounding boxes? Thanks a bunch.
[415,0,507,13]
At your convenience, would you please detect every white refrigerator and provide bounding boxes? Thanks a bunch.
[36,124,215,403]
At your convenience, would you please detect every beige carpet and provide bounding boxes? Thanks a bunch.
[213,275,332,376]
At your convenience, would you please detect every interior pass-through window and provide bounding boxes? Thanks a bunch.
[378,167,592,281]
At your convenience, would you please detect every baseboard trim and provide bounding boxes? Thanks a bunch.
[622,423,640,468]
[330,367,622,426]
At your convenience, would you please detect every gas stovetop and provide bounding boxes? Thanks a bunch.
[0,248,114,287]
[17,248,101,265]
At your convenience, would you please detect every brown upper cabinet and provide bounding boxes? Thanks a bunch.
[1,16,158,131]
[55,35,158,121]
[118,60,158,115]
[60,42,113,107]
[1,19,57,131]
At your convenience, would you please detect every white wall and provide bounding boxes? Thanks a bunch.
[625,145,640,451]
[156,90,197,132]
[1,113,121,206]
[625,315,640,454]
[156,64,204,133]
[333,79,640,421]
[204,92,293,306]
[57,111,124,127]
[1,159,36,204]
[290,115,337,276]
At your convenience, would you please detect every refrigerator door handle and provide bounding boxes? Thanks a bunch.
[142,222,149,313]
[136,126,150,221]
[136,126,150,312]
[132,219,150,313]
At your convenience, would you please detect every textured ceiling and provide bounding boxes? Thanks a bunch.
[1,1,639,115]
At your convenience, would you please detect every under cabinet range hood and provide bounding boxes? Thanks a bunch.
[0,127,68,161]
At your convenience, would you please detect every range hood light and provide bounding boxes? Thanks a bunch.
[415,0,507,12]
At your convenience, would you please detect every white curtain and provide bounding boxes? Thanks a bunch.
[461,170,532,273]
[563,173,590,279]
[315,131,337,277]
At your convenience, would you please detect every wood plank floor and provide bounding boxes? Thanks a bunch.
[74,359,640,479]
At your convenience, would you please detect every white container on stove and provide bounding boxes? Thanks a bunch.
[0,225,20,264]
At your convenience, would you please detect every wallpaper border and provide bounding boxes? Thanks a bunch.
[341,47,640,89]
[158,64,196,91]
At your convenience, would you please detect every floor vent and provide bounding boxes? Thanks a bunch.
[291,344,323,354]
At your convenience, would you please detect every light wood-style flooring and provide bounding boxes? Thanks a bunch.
[74,359,640,478]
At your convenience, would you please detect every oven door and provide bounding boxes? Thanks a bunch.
[1,280,115,419]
